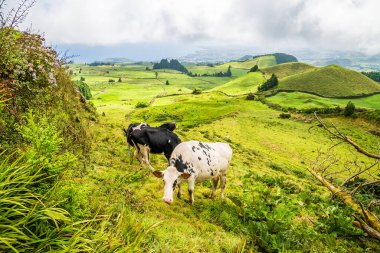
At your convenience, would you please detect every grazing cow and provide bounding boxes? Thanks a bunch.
[127,126,181,170]
[153,141,232,205]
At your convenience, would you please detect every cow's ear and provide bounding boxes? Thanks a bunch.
[180,173,191,179]
[153,171,164,178]
[123,128,128,134]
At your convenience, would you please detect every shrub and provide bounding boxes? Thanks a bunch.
[135,102,149,108]
[246,93,255,100]
[258,74,278,91]
[76,80,92,100]
[109,79,115,83]
[192,88,202,95]
[249,65,259,72]
[165,80,170,85]
[279,113,291,119]
[343,101,355,116]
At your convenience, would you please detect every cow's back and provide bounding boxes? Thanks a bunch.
[170,141,232,179]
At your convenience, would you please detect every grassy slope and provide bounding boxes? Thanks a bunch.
[217,55,277,70]
[267,92,380,110]
[212,72,265,95]
[279,65,380,97]
[66,63,380,252]
[262,62,316,78]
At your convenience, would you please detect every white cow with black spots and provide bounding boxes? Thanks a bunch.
[153,140,232,204]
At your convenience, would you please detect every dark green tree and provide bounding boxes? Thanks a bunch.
[344,101,355,116]
[249,65,259,72]
[165,80,170,85]
[258,74,278,91]
[226,65,232,77]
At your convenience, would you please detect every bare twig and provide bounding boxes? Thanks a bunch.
[351,180,380,196]
[10,0,35,27]
[341,160,379,186]
[314,112,380,160]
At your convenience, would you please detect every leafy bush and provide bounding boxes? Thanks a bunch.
[135,101,149,108]
[258,74,278,91]
[192,88,202,95]
[249,65,259,72]
[0,28,59,87]
[246,93,255,100]
[344,101,355,116]
[279,113,291,119]
[76,80,92,100]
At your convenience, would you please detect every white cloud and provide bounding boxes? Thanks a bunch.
[18,0,380,54]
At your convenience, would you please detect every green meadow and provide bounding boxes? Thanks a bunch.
[62,62,380,252]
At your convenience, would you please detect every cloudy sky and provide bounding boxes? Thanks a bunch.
[13,0,380,61]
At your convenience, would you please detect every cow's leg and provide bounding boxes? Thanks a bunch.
[188,179,195,204]
[177,182,182,199]
[134,149,143,167]
[140,145,154,171]
[220,173,227,198]
[210,176,219,199]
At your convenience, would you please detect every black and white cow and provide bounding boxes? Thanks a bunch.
[125,124,181,170]
[153,141,232,204]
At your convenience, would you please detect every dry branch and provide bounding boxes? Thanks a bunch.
[308,167,380,234]
[314,112,380,160]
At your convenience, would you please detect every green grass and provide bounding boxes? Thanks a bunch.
[267,92,380,110]
[212,72,265,95]
[278,65,380,97]
[262,62,316,78]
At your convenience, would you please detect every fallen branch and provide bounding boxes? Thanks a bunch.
[308,167,380,236]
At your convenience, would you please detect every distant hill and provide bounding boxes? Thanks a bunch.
[272,53,298,64]
[213,72,265,95]
[218,55,277,70]
[278,65,380,97]
[225,53,298,70]
[236,55,254,61]
[102,57,132,63]
[262,62,316,79]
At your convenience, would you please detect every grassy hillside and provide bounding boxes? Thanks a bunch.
[267,92,380,110]
[212,72,265,95]
[218,55,277,70]
[278,65,380,97]
[60,62,380,252]
[262,62,316,78]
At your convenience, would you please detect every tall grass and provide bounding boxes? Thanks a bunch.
[0,153,94,252]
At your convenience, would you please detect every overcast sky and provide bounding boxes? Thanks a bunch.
[13,0,380,61]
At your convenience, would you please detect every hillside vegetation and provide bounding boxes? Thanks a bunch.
[212,72,265,95]
[262,62,316,78]
[278,65,380,97]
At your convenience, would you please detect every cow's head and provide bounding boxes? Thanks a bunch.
[153,166,191,204]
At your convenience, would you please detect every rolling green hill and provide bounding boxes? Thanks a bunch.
[278,65,380,97]
[262,62,316,79]
[212,72,265,95]
[218,55,277,70]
